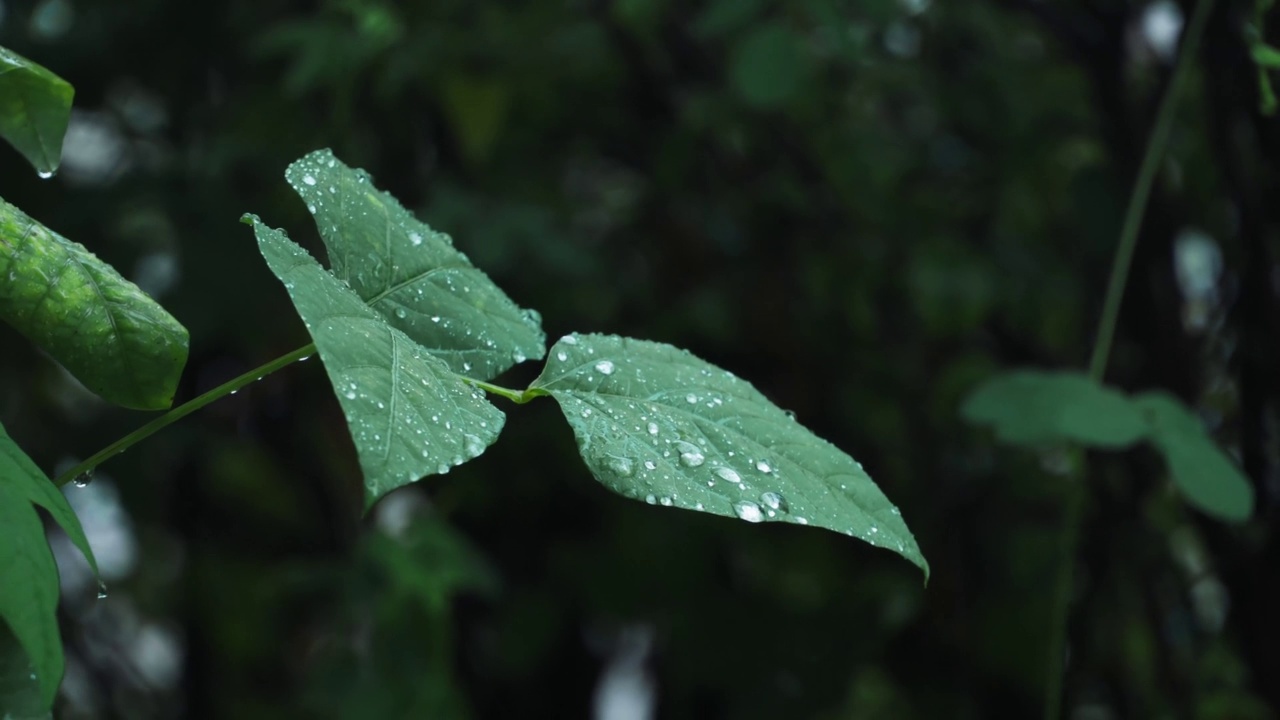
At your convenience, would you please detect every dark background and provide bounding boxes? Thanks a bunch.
[2,0,1277,717]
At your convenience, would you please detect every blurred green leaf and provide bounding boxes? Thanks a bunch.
[284,149,545,381]
[961,370,1148,448]
[440,76,510,166]
[0,421,97,711]
[1250,42,1280,68]
[1135,392,1255,522]
[0,198,189,410]
[729,23,812,108]
[247,216,505,507]
[530,333,929,579]
[0,46,72,176]
[0,625,48,720]
[692,0,768,39]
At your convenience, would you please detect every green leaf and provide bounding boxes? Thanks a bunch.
[1251,41,1280,68]
[0,421,98,711]
[961,370,1148,448]
[729,23,812,108]
[0,624,48,720]
[529,333,929,579]
[0,198,189,410]
[283,149,545,381]
[0,46,72,176]
[246,216,504,506]
[1134,392,1255,522]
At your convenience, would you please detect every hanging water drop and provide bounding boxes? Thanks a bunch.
[96,581,108,600]
[37,169,55,179]
[73,468,95,488]
[733,501,764,523]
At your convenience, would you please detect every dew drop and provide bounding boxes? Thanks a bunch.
[607,457,635,477]
[733,501,764,523]
[72,469,95,488]
[37,169,54,179]
[679,449,706,468]
[464,434,486,458]
[581,408,593,418]
[394,307,407,319]
[714,466,742,484]
[685,393,698,404]
[595,360,615,375]
[409,232,423,246]
[760,492,788,512]
[437,462,451,474]
[647,422,659,436]
[756,460,772,473]
[659,496,674,506]
[644,460,656,470]
[96,581,108,600]
[302,174,317,186]
[343,389,357,400]
[797,517,809,525]
[557,351,568,362]
[562,334,579,345]
[645,494,658,505]
[431,315,441,323]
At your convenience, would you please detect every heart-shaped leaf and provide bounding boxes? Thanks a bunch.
[1135,392,1254,522]
[961,370,1148,448]
[0,46,72,176]
[284,149,544,381]
[0,421,97,711]
[529,333,928,579]
[0,197,189,410]
[247,217,504,506]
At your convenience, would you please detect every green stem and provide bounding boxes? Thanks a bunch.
[1046,1,1215,718]
[461,378,548,405]
[54,343,317,487]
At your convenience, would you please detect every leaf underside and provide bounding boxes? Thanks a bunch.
[0,198,189,410]
[531,333,929,579]
[0,46,72,176]
[0,421,97,711]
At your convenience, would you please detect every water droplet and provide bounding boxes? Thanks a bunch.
[581,408,593,418]
[302,174,317,186]
[307,204,317,214]
[679,449,705,467]
[644,460,656,470]
[595,360,615,375]
[733,501,764,523]
[645,494,658,504]
[299,355,312,362]
[659,496,674,506]
[760,492,788,512]
[37,169,55,179]
[96,581,108,600]
[73,469,95,488]
[464,434,485,458]
[557,351,568,362]
[437,462,451,474]
[607,457,635,477]
[756,460,772,473]
[869,526,879,534]
[343,389,356,400]
[647,422,659,436]
[714,466,742,484]
[890,508,901,516]
[394,307,407,319]
[685,393,698,404]
[409,232,423,246]
[797,517,809,525]
[431,315,441,323]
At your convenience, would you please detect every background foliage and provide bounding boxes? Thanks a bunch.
[1,0,1277,717]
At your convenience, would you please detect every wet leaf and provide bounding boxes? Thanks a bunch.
[0,421,97,710]
[0,198,189,410]
[284,149,544,380]
[247,217,504,507]
[961,370,1148,448]
[529,333,928,579]
[1135,392,1255,522]
[0,46,72,176]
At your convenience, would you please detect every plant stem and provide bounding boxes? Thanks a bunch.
[1045,1,1215,718]
[461,378,546,404]
[53,343,317,487]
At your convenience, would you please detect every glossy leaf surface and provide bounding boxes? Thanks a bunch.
[0,198,188,410]
[0,46,72,176]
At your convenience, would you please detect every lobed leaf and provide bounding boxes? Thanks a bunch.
[0,46,72,176]
[0,421,97,710]
[247,217,504,507]
[1135,392,1254,522]
[529,333,929,579]
[283,149,545,381]
[961,370,1148,448]
[0,198,189,410]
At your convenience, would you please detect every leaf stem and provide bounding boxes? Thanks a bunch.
[1046,1,1214,718]
[462,378,546,404]
[53,343,317,487]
